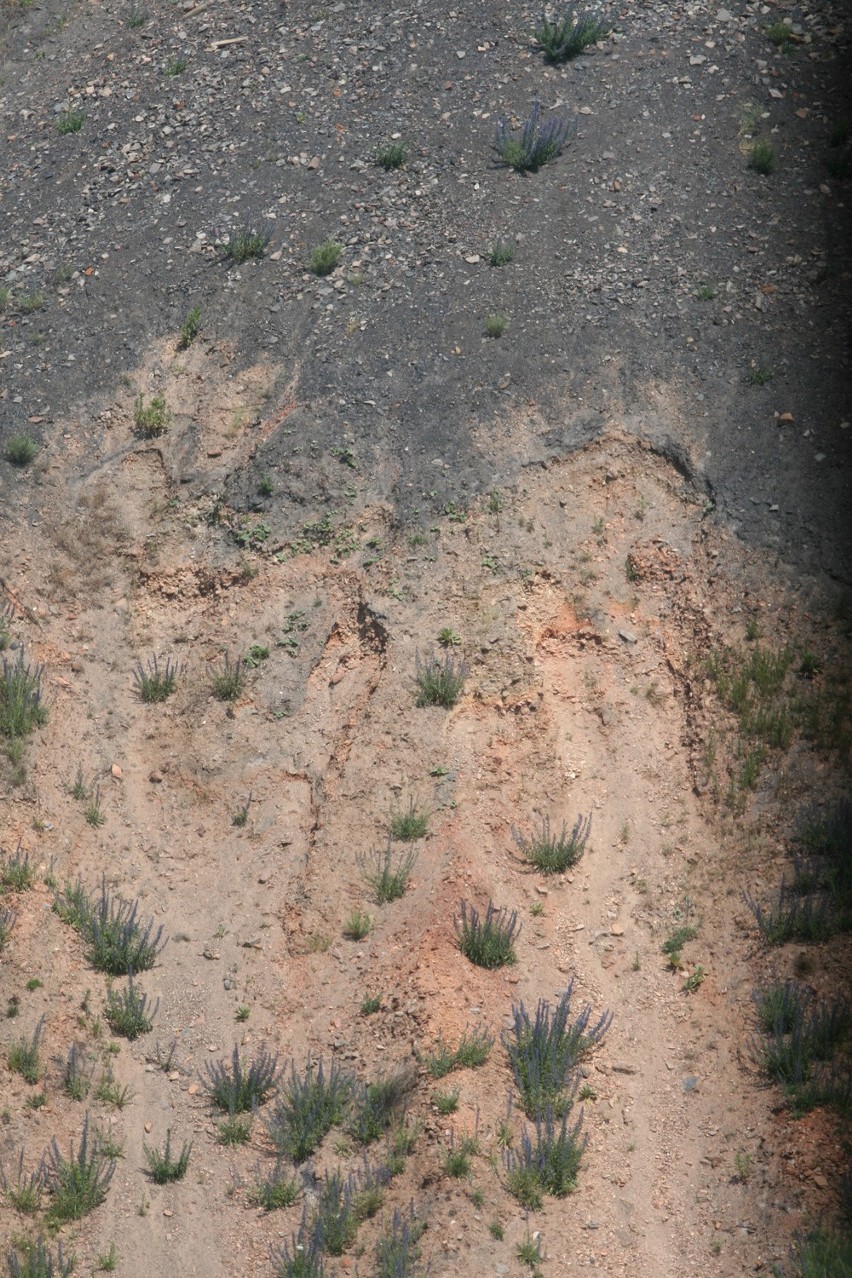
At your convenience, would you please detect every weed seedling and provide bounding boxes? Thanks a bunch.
[423,1026,494,1078]
[310,240,343,276]
[218,1114,252,1146]
[44,1117,116,1222]
[494,100,573,172]
[84,786,106,827]
[456,900,520,969]
[206,1044,281,1113]
[1,651,47,742]
[144,1130,192,1183]
[250,1161,300,1211]
[517,1230,542,1268]
[165,54,188,76]
[490,240,514,267]
[389,799,429,842]
[5,435,38,466]
[444,1133,478,1178]
[514,813,591,874]
[377,140,408,170]
[359,843,417,904]
[534,4,609,60]
[8,1016,44,1083]
[343,910,372,941]
[222,225,270,264]
[6,1236,74,1278]
[361,994,382,1015]
[211,653,246,701]
[232,792,253,828]
[415,651,467,708]
[1,842,36,892]
[133,394,170,438]
[134,654,179,703]
[432,1088,460,1115]
[485,312,507,338]
[105,977,157,1040]
[749,141,777,174]
[57,109,84,134]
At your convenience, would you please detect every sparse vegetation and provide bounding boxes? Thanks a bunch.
[1,651,47,745]
[5,435,38,466]
[514,813,591,874]
[504,983,612,1116]
[177,304,200,347]
[206,1044,281,1113]
[747,365,773,385]
[485,312,507,338]
[222,224,270,264]
[211,653,246,702]
[249,1161,301,1211]
[165,54,188,77]
[505,1109,586,1205]
[1,841,36,892]
[57,109,84,134]
[358,842,417,904]
[415,651,467,708]
[133,394,171,438]
[310,240,343,276]
[104,977,157,1040]
[375,1208,423,1278]
[343,910,372,940]
[749,141,777,175]
[432,1087,460,1115]
[490,240,514,267]
[134,654,179,703]
[423,1026,494,1078]
[53,877,165,975]
[218,1113,252,1145]
[44,1117,116,1223]
[267,1059,353,1162]
[144,1130,192,1183]
[6,1235,74,1278]
[495,100,573,172]
[8,1017,44,1083]
[444,1132,478,1178]
[376,140,408,170]
[389,799,429,842]
[534,4,609,61]
[360,994,382,1016]
[455,900,520,969]
[350,1068,415,1146]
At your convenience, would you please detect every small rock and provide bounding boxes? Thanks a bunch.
[149,771,163,783]
[618,628,638,644]
[610,923,624,936]
[778,411,794,423]
[144,1121,152,1133]
[683,1075,699,1092]
[612,1062,638,1075]
[111,764,122,779]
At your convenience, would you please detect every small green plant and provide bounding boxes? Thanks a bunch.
[244,644,269,668]
[505,982,612,1117]
[350,1068,415,1146]
[127,2,147,26]
[415,650,466,708]
[437,627,461,648]
[494,100,573,173]
[222,224,270,264]
[1,841,35,892]
[489,240,514,267]
[134,654,179,703]
[423,1026,494,1078]
[236,1005,250,1022]
[766,20,793,46]
[682,965,705,993]
[747,365,773,385]
[662,924,697,962]
[44,1117,116,1223]
[267,1058,353,1162]
[375,1208,423,1278]
[315,1168,357,1255]
[485,312,507,338]
[514,813,591,874]
[517,1230,542,1268]
[206,1044,281,1113]
[534,4,609,60]
[54,877,165,975]
[0,906,16,951]
[232,791,252,827]
[1,1151,43,1215]
[359,842,417,904]
[177,305,200,347]
[6,1235,74,1278]
[272,1225,324,1278]
[489,1219,505,1241]
[165,54,188,76]
[144,1129,192,1183]
[376,140,408,170]
[310,240,343,277]
[696,282,716,300]
[218,1113,252,1145]
[749,141,777,175]
[133,394,171,438]
[57,109,84,134]
[444,1133,478,1179]
[734,1150,753,1183]
[1,651,47,743]
[84,785,106,827]
[389,799,429,842]
[211,653,246,701]
[105,977,157,1040]
[506,1109,586,1206]
[8,1016,44,1083]
[343,910,372,941]
[63,1045,90,1100]
[95,1071,134,1109]
[360,994,382,1015]
[5,435,38,466]
[432,1088,460,1115]
[250,1162,300,1211]
[258,472,275,497]
[456,900,520,969]
[26,978,42,991]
